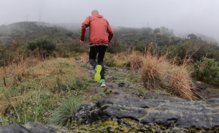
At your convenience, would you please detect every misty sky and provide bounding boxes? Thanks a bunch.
[0,0,219,41]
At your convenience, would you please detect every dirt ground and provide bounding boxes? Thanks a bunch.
[195,81,219,99]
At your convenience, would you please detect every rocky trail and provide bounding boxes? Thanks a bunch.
[0,63,219,133]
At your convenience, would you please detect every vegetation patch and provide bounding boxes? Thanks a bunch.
[0,58,89,125]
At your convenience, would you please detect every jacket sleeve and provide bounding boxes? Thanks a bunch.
[80,17,90,41]
[106,21,113,42]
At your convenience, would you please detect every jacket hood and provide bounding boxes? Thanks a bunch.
[93,14,103,18]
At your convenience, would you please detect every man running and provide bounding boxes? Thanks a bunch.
[80,10,113,87]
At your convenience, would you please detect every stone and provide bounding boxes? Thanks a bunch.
[0,123,68,133]
[76,94,219,129]
[0,124,30,133]
[0,118,3,123]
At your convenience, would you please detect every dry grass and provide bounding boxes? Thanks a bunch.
[113,53,131,67]
[104,52,144,68]
[0,57,40,87]
[141,52,196,100]
[0,57,87,87]
[0,58,41,115]
[0,94,9,114]
[74,52,89,64]
[129,52,144,72]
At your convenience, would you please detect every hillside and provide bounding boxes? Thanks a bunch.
[0,22,77,45]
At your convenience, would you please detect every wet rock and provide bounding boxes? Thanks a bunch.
[117,81,132,88]
[76,94,219,129]
[0,123,68,133]
[106,82,118,89]
[0,118,3,123]
[118,82,125,87]
[0,124,30,133]
[24,122,68,133]
[74,104,94,123]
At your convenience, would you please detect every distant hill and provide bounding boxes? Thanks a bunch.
[0,21,218,48]
[0,21,78,45]
[196,33,218,44]
[177,33,218,44]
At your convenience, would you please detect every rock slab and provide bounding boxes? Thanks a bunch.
[76,95,219,129]
[0,122,67,133]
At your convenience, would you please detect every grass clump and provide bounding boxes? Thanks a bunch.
[141,52,196,100]
[49,96,81,126]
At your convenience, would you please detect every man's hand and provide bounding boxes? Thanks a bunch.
[79,40,88,51]
[80,40,84,44]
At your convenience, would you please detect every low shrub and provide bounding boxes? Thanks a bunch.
[168,40,219,63]
[57,39,86,57]
[193,58,219,86]
[27,39,56,58]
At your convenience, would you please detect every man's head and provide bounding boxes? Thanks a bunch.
[91,10,99,16]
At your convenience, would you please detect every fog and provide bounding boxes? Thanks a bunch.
[0,0,219,41]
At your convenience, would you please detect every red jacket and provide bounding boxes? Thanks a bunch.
[80,15,113,45]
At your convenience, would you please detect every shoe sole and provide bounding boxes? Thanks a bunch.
[101,84,106,87]
[95,65,102,82]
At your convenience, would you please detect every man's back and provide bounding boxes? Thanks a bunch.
[80,13,113,45]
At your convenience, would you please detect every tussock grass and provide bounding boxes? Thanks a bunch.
[142,53,196,100]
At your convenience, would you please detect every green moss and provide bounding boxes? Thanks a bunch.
[68,118,217,132]
[69,119,169,132]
